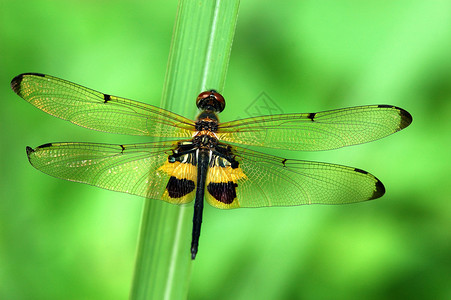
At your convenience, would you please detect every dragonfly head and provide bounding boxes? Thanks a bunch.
[196,90,225,113]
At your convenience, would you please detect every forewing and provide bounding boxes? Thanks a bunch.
[26,141,196,204]
[11,73,195,137]
[218,105,412,150]
[206,144,384,209]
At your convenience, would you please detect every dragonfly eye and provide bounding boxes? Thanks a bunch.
[196,90,225,112]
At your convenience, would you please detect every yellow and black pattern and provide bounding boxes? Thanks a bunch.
[219,145,385,208]
[24,141,184,202]
[158,156,197,204]
[205,155,247,209]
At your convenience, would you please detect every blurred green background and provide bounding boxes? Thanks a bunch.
[1,0,450,299]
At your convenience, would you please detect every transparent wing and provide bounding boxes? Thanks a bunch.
[218,105,412,150]
[207,144,384,209]
[26,141,196,204]
[11,73,195,138]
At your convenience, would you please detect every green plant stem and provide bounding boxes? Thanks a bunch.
[129,1,240,299]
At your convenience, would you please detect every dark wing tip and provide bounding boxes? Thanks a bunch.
[397,107,413,130]
[27,143,53,165]
[25,146,34,155]
[11,73,45,96]
[370,178,386,200]
[377,105,412,130]
[36,143,53,149]
[11,74,25,95]
[25,146,35,163]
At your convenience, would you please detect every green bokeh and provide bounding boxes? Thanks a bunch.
[1,0,450,299]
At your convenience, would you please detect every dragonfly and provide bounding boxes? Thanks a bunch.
[11,73,412,259]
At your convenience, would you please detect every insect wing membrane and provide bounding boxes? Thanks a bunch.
[26,141,196,204]
[11,73,195,138]
[218,105,412,151]
[205,144,384,209]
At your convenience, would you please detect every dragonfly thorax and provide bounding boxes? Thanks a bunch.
[193,132,218,150]
[195,118,219,132]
